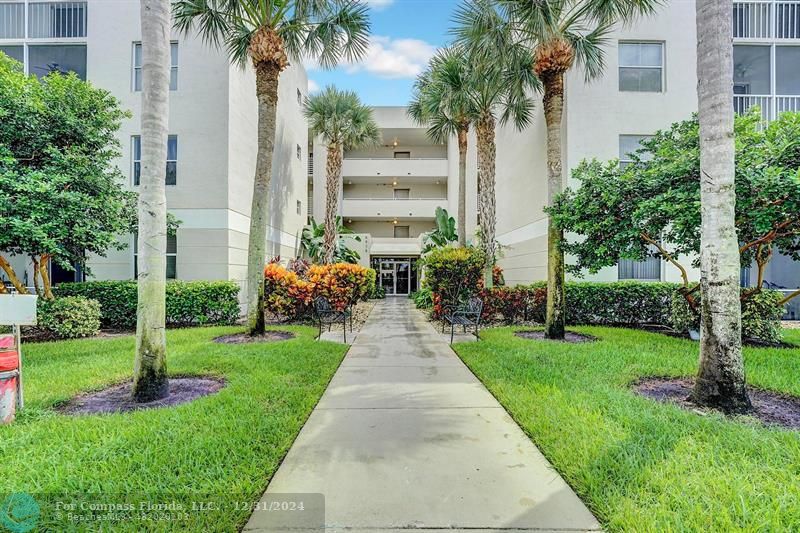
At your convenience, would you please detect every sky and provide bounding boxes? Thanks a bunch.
[305,0,459,106]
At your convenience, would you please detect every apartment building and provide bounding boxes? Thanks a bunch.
[309,107,449,295]
[1,1,797,316]
[487,0,799,317]
[0,0,310,306]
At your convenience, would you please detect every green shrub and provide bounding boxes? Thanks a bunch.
[410,287,433,309]
[671,289,785,343]
[38,296,101,339]
[484,281,679,326]
[54,281,240,329]
[418,246,485,318]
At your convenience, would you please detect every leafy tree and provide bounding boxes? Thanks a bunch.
[451,5,540,288]
[301,216,361,264]
[422,207,458,254]
[458,0,660,338]
[174,0,371,335]
[133,0,173,403]
[549,110,800,322]
[408,47,471,247]
[0,53,134,299]
[304,87,379,263]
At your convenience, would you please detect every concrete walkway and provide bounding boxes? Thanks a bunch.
[245,298,601,532]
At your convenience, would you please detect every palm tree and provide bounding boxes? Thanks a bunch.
[692,0,750,413]
[452,6,540,288]
[408,47,471,247]
[304,86,379,264]
[133,0,171,402]
[173,0,370,335]
[457,0,660,338]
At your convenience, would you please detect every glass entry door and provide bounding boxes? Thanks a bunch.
[378,259,412,296]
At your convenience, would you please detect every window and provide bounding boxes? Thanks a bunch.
[393,188,410,200]
[296,200,302,215]
[619,134,653,169]
[297,88,302,104]
[134,42,178,91]
[393,151,411,159]
[619,42,664,92]
[296,144,302,160]
[28,1,87,38]
[0,45,24,63]
[733,45,771,95]
[394,225,410,238]
[619,255,661,281]
[28,44,86,79]
[132,135,178,186]
[0,3,25,39]
[134,233,177,280]
[776,46,800,95]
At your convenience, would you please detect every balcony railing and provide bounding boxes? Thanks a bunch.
[733,1,800,39]
[341,197,446,219]
[342,157,448,178]
[734,94,800,121]
[0,3,25,39]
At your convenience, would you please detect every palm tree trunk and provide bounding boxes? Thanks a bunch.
[692,0,751,413]
[323,143,343,264]
[543,74,566,340]
[475,115,496,288]
[245,62,282,335]
[457,125,468,247]
[133,0,171,403]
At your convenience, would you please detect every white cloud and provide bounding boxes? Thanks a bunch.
[364,0,394,9]
[346,36,436,79]
[308,79,320,93]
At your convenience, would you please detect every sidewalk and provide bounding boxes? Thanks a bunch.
[245,298,601,532]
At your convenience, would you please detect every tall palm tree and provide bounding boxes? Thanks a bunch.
[692,0,750,413]
[452,5,540,288]
[408,47,471,247]
[457,0,660,338]
[133,0,171,402]
[173,0,370,335]
[304,86,380,264]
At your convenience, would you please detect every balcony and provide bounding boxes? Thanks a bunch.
[341,197,447,219]
[733,1,800,39]
[734,94,800,121]
[342,158,448,178]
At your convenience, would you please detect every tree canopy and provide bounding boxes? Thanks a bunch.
[548,110,800,307]
[0,53,134,296]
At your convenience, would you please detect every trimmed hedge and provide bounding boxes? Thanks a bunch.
[671,288,785,343]
[479,281,680,326]
[37,296,101,339]
[418,246,486,318]
[54,281,240,329]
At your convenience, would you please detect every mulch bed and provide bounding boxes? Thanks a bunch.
[635,377,800,430]
[514,330,597,343]
[213,331,295,344]
[60,377,226,415]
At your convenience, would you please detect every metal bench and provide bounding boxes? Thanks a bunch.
[442,296,483,344]
[314,296,349,343]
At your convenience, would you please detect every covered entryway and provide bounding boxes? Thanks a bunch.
[373,257,418,296]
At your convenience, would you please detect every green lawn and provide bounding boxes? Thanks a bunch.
[453,327,800,532]
[0,326,347,532]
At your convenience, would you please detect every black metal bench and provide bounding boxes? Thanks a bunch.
[442,297,483,344]
[314,296,349,343]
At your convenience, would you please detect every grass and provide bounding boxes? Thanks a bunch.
[452,327,800,532]
[0,326,347,532]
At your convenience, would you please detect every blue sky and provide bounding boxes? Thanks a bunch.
[305,0,459,106]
